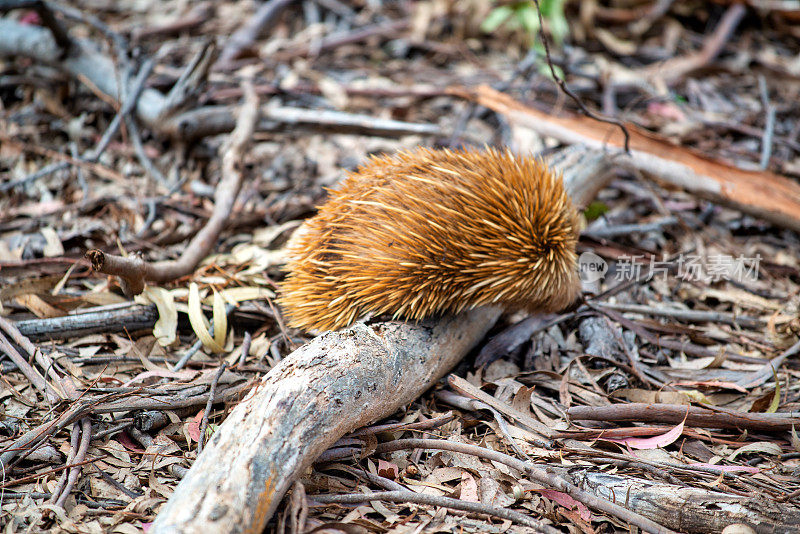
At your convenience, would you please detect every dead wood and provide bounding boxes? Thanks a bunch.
[149,149,618,534]
[0,18,438,141]
[460,85,800,233]
[640,3,746,88]
[131,2,214,41]
[0,381,248,468]
[313,489,560,532]
[275,19,410,61]
[162,104,441,141]
[150,309,503,534]
[373,438,677,534]
[568,403,800,432]
[85,80,259,291]
[574,471,800,534]
[0,316,78,400]
[13,304,158,340]
[216,0,295,68]
[447,374,554,441]
[0,329,60,403]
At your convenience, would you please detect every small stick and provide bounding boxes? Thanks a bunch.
[280,19,408,59]
[641,3,746,87]
[85,80,260,291]
[47,422,81,504]
[596,302,763,329]
[288,481,307,534]
[132,3,213,41]
[0,383,248,466]
[217,0,295,67]
[593,304,765,365]
[12,304,159,341]
[582,216,679,239]
[0,331,59,403]
[198,363,227,454]
[435,390,533,460]
[759,75,776,169]
[313,490,559,532]
[236,332,252,368]
[530,0,630,152]
[737,338,800,389]
[54,417,91,507]
[568,403,800,432]
[375,438,675,534]
[344,412,454,438]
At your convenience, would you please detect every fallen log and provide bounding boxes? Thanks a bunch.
[574,471,800,534]
[460,85,800,233]
[149,147,614,533]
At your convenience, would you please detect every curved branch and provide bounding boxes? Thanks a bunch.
[150,309,502,533]
[149,148,616,533]
[85,81,259,291]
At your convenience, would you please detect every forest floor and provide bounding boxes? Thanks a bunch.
[2,1,800,533]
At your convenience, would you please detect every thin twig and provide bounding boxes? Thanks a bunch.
[435,391,532,461]
[237,332,252,368]
[55,417,91,507]
[374,438,676,534]
[529,0,630,152]
[125,113,168,185]
[0,330,59,403]
[0,383,248,467]
[737,338,800,389]
[582,216,679,239]
[49,3,128,58]
[641,3,745,87]
[313,490,559,532]
[344,412,455,438]
[595,302,763,329]
[759,75,776,169]
[198,363,227,454]
[86,80,260,291]
[47,422,81,505]
[161,41,217,114]
[217,0,296,67]
[591,303,763,365]
[173,303,234,371]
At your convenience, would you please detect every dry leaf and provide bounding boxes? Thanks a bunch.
[188,283,226,353]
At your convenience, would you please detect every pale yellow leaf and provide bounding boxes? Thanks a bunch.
[137,286,178,347]
[40,227,64,257]
[252,220,301,247]
[188,283,225,353]
[202,286,275,306]
[52,262,76,296]
[212,288,227,349]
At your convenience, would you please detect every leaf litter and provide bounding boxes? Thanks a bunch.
[2,1,800,533]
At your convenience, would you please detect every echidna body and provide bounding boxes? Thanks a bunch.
[280,147,581,331]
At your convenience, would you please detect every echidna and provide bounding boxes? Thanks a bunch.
[279,146,581,331]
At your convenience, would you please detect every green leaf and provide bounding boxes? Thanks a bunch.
[481,5,514,33]
[518,5,541,35]
[584,201,609,221]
